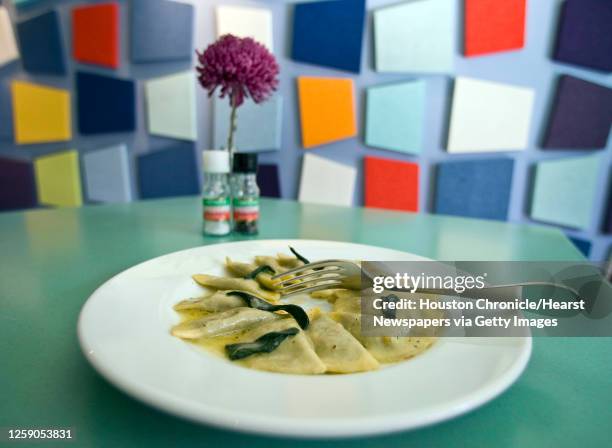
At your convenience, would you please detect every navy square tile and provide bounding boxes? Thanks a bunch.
[17,10,66,75]
[292,0,365,73]
[76,72,136,135]
[137,145,200,199]
[553,0,612,72]
[257,163,281,198]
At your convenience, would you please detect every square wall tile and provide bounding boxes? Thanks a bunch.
[83,144,132,203]
[137,145,200,199]
[365,156,419,212]
[34,150,83,207]
[435,158,514,221]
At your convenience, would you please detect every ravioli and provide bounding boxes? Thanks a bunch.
[192,274,280,302]
[276,253,304,269]
[307,311,378,373]
[254,255,297,280]
[237,318,326,375]
[333,295,361,314]
[173,290,246,312]
[171,307,279,339]
[311,288,357,302]
[332,311,436,363]
[172,250,436,375]
[225,257,278,291]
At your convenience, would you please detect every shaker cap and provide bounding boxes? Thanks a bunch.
[202,150,230,173]
[233,152,258,173]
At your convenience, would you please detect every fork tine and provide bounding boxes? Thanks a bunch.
[280,280,344,297]
[278,276,343,294]
[271,260,345,280]
[274,268,343,288]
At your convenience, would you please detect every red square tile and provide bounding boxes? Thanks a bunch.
[465,0,526,57]
[365,156,419,212]
[72,2,120,69]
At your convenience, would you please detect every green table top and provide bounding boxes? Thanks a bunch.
[0,197,609,447]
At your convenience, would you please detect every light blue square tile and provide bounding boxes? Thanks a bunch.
[374,0,455,73]
[531,154,601,230]
[83,144,133,203]
[213,95,283,152]
[365,80,426,154]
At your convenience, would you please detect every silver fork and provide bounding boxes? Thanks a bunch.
[271,260,362,296]
[271,259,583,300]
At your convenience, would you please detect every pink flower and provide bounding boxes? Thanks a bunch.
[196,34,279,108]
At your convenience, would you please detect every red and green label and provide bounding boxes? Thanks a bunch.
[203,197,231,222]
[233,198,259,222]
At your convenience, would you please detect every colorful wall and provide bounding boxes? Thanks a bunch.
[0,0,610,261]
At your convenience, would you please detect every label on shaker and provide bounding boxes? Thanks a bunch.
[203,197,231,222]
[233,198,259,222]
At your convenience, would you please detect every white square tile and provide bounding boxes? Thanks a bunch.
[298,153,356,207]
[145,71,197,141]
[447,77,535,153]
[0,7,19,67]
[216,5,273,51]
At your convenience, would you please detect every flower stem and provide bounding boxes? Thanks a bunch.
[227,102,238,154]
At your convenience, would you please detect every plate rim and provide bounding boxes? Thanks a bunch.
[77,239,532,438]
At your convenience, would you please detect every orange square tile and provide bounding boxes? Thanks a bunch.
[297,77,357,148]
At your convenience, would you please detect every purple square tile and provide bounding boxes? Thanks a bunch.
[543,75,612,149]
[553,0,612,72]
[0,157,37,211]
[257,164,281,198]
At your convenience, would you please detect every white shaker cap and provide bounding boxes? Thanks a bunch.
[202,150,230,173]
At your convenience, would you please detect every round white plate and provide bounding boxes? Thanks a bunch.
[78,239,531,438]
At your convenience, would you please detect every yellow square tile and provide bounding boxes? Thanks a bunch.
[12,80,72,144]
[297,77,357,148]
[34,150,83,207]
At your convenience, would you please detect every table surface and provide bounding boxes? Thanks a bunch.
[0,197,609,447]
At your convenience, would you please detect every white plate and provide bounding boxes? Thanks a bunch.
[78,239,531,438]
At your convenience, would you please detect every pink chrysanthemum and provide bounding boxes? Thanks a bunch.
[196,34,279,108]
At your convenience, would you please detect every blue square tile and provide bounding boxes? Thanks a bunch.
[83,144,132,204]
[568,237,592,257]
[137,145,200,199]
[11,0,42,9]
[292,0,365,73]
[131,0,194,63]
[76,72,136,135]
[0,81,13,141]
[434,159,515,221]
[16,10,66,75]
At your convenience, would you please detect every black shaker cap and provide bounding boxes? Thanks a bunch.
[233,152,258,173]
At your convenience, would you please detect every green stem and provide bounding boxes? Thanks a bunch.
[227,102,238,154]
